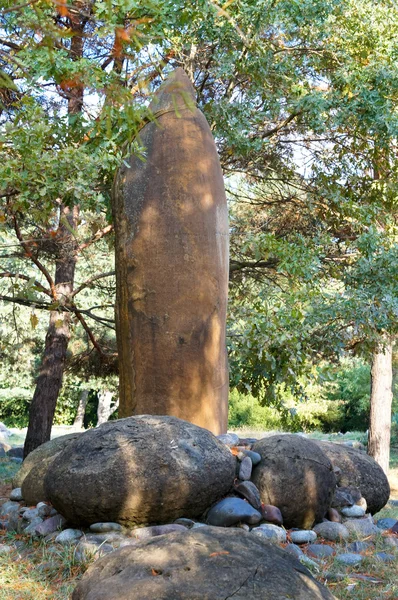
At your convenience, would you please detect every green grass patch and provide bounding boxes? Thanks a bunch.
[0,459,20,484]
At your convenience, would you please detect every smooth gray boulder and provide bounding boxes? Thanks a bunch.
[72,527,338,600]
[45,416,236,527]
[315,441,390,514]
[251,434,336,528]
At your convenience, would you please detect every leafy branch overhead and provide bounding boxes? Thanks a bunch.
[0,0,397,413]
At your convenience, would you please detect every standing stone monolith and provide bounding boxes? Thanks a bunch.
[112,68,229,434]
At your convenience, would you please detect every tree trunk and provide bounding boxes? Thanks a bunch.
[23,4,88,458]
[23,205,79,457]
[73,389,89,428]
[368,338,394,475]
[96,391,118,426]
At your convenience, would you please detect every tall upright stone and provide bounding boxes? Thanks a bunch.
[112,68,229,434]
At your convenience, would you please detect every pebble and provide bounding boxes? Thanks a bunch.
[326,508,342,523]
[251,524,287,543]
[0,544,12,555]
[283,543,304,558]
[341,505,366,518]
[23,517,44,535]
[234,481,262,510]
[299,555,319,570]
[206,497,262,527]
[35,514,67,537]
[376,517,398,530]
[335,553,364,566]
[129,524,187,539]
[22,508,40,522]
[344,515,378,537]
[261,504,283,526]
[307,544,336,558]
[216,433,239,447]
[374,552,395,563]
[89,522,123,533]
[174,518,196,528]
[238,438,258,446]
[290,530,317,544]
[356,497,367,511]
[36,502,52,518]
[9,488,23,502]
[6,513,23,533]
[55,529,83,544]
[347,541,373,553]
[238,456,252,481]
[240,450,261,465]
[313,522,349,542]
[0,501,20,518]
[332,488,355,508]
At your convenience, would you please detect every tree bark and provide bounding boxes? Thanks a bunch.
[23,206,79,457]
[368,338,394,475]
[73,389,89,428]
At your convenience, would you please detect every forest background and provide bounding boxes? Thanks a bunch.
[0,0,397,467]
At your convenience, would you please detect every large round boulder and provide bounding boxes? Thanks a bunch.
[45,416,236,526]
[16,432,82,505]
[251,434,336,529]
[72,526,337,600]
[315,441,390,514]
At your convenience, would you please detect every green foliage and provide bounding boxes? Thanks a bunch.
[321,360,371,431]
[228,388,284,430]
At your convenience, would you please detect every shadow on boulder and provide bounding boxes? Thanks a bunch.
[251,434,336,529]
[44,416,236,527]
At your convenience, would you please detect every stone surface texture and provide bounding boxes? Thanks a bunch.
[17,432,82,504]
[112,68,229,434]
[45,416,236,526]
[313,522,350,542]
[72,527,337,600]
[251,434,336,528]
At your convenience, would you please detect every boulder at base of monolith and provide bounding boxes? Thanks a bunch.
[113,68,229,435]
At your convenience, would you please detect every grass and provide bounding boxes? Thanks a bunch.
[316,528,398,600]
[0,534,91,600]
[0,459,20,484]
